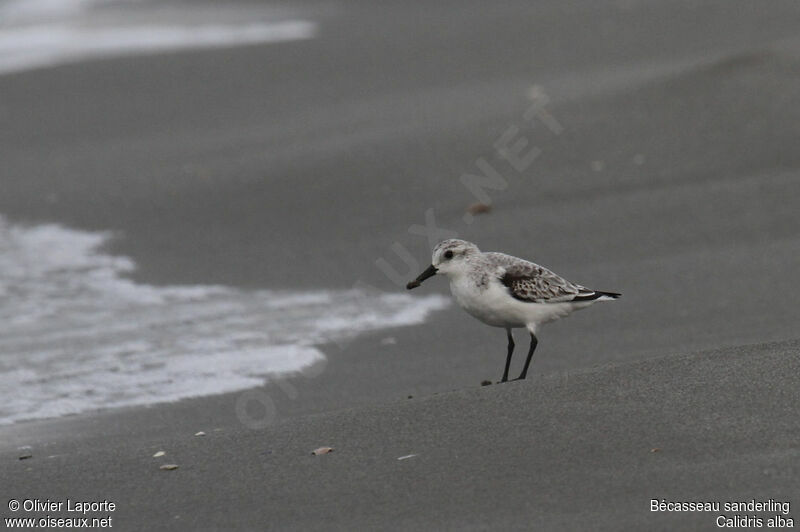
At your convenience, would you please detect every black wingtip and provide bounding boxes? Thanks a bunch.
[599,291,622,299]
[571,290,621,302]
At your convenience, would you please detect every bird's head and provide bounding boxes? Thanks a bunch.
[406,239,480,289]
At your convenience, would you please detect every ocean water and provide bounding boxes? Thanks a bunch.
[0,216,448,424]
[0,0,317,75]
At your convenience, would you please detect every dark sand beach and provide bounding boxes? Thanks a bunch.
[5,340,799,530]
[2,0,800,529]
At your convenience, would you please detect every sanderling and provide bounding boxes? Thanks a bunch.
[407,239,620,382]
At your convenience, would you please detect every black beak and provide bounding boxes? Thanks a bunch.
[406,264,438,289]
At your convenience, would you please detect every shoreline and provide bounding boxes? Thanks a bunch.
[4,1,800,528]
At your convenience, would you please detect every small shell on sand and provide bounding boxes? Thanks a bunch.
[194,431,206,437]
[153,451,166,458]
[311,447,334,456]
[160,464,179,470]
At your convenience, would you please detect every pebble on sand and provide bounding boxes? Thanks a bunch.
[312,447,334,456]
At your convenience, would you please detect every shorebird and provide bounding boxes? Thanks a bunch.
[407,239,620,382]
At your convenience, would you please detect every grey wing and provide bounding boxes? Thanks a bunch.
[488,252,595,303]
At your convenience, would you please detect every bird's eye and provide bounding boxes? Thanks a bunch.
[444,250,454,259]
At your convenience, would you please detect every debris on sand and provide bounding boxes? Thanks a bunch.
[19,452,33,460]
[397,454,417,461]
[153,451,166,458]
[650,448,661,453]
[466,203,491,215]
[481,380,492,386]
[194,431,206,437]
[311,447,334,456]
[160,464,179,471]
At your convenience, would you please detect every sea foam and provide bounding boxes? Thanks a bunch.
[0,0,317,75]
[0,216,448,424]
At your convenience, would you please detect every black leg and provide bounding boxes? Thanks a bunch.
[516,333,538,380]
[501,328,514,382]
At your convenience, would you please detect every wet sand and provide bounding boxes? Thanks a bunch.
[2,0,800,529]
[4,340,800,530]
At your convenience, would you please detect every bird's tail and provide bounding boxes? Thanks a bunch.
[595,291,621,301]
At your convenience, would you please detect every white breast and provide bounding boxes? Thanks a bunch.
[449,276,521,328]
